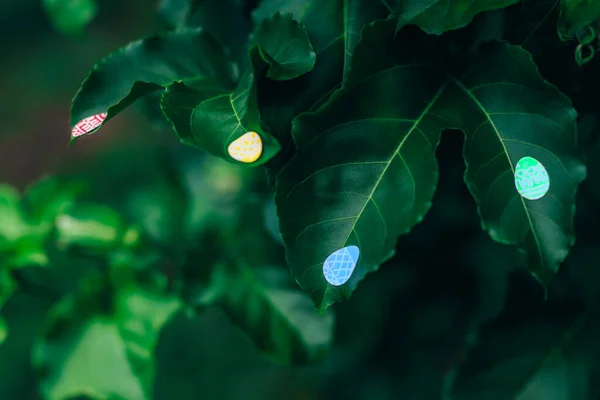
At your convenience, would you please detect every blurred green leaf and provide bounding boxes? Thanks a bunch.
[0,293,56,399]
[162,50,282,166]
[0,184,29,246]
[448,306,600,399]
[53,203,140,252]
[43,0,97,36]
[70,28,236,142]
[34,283,181,400]
[199,263,334,364]
[24,177,86,229]
[396,0,519,34]
[255,13,316,80]
[276,19,584,311]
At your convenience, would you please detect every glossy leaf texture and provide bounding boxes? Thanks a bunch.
[255,12,316,80]
[396,0,520,35]
[161,51,281,166]
[558,0,600,38]
[448,289,600,400]
[70,28,236,142]
[198,262,334,364]
[275,19,585,311]
[253,0,391,136]
[43,0,97,36]
[34,284,181,400]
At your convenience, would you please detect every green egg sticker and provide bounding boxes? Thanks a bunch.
[514,157,550,200]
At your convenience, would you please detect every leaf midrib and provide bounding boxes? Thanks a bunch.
[453,78,544,274]
[317,80,450,308]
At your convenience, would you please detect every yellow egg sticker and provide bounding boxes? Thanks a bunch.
[227,131,263,163]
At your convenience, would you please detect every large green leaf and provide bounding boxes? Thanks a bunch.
[0,185,29,247]
[275,19,584,310]
[43,0,97,36]
[34,284,181,400]
[396,0,520,35]
[69,28,236,142]
[198,262,334,364]
[253,0,390,136]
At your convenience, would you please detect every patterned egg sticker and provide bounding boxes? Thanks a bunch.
[227,131,263,163]
[514,156,550,200]
[323,246,360,286]
[71,113,108,138]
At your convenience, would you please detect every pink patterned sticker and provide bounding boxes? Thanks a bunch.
[71,113,107,138]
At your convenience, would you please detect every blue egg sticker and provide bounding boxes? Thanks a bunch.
[323,246,360,286]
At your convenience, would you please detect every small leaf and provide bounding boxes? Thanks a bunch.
[53,203,139,251]
[397,0,520,35]
[255,13,316,80]
[162,50,281,166]
[199,263,334,364]
[558,0,600,39]
[43,0,97,36]
[70,28,235,142]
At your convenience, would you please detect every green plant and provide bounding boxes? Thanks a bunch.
[3,0,598,398]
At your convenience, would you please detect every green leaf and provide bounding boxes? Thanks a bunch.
[0,293,55,399]
[396,0,520,35]
[158,0,252,70]
[275,19,584,310]
[253,0,390,136]
[449,43,585,285]
[504,0,562,56]
[162,50,281,166]
[158,0,192,27]
[70,28,236,142]
[24,178,86,228]
[34,285,181,400]
[448,304,600,399]
[255,13,316,80]
[43,0,97,36]
[199,263,334,364]
[558,0,600,39]
[114,288,182,395]
[0,185,29,246]
[0,317,6,346]
[53,203,140,251]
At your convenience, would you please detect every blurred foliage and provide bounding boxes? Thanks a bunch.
[0,0,599,399]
